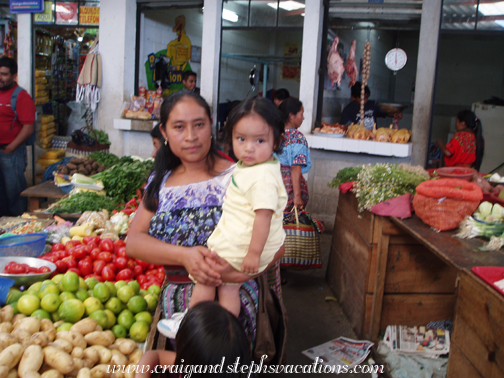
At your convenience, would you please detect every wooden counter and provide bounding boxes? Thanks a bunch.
[20,181,66,211]
[327,192,504,378]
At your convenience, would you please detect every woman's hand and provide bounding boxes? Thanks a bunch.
[293,195,304,210]
[182,246,222,286]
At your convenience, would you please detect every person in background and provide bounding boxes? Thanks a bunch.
[135,302,251,378]
[436,110,484,171]
[273,88,290,107]
[0,57,36,216]
[340,82,401,130]
[277,98,311,211]
[150,123,163,158]
[182,70,199,93]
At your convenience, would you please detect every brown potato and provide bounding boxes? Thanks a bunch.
[0,343,25,369]
[0,333,17,350]
[70,318,97,336]
[29,332,49,348]
[16,318,40,335]
[0,322,12,334]
[56,331,86,349]
[76,368,91,378]
[40,370,62,378]
[42,346,74,375]
[90,365,111,378]
[0,367,8,378]
[1,306,13,323]
[18,345,44,378]
[111,339,136,356]
[84,331,115,347]
[49,339,73,354]
[127,349,143,365]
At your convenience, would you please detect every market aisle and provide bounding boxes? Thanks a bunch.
[261,234,371,377]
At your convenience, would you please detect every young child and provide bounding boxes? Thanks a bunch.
[136,302,251,378]
[158,97,286,338]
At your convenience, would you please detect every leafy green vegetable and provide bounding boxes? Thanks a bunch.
[93,130,110,145]
[329,167,363,188]
[88,152,120,167]
[47,192,118,213]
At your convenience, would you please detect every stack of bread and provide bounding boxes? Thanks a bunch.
[34,70,50,105]
[37,114,56,149]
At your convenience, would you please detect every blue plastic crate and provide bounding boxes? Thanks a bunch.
[0,233,48,257]
[0,277,14,305]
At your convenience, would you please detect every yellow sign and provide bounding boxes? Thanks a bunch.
[79,6,99,25]
[34,1,53,25]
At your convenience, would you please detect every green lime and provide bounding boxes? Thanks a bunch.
[57,322,73,332]
[111,324,127,339]
[38,283,60,299]
[85,277,99,290]
[144,294,158,312]
[116,285,135,304]
[104,282,117,297]
[89,310,109,328]
[40,293,61,313]
[147,284,161,297]
[51,274,64,285]
[114,280,127,290]
[83,297,103,316]
[75,289,90,302]
[27,281,43,294]
[129,321,149,342]
[127,296,147,314]
[105,297,123,315]
[17,294,40,315]
[31,309,51,320]
[88,290,94,297]
[103,309,116,329]
[127,280,140,295]
[79,277,87,290]
[93,283,111,303]
[61,271,80,292]
[11,302,19,315]
[59,292,76,302]
[51,311,60,322]
[134,311,153,325]
[58,299,85,323]
[139,289,148,297]
[6,289,23,305]
[117,309,135,330]
[41,279,53,287]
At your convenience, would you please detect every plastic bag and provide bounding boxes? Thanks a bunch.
[67,101,88,136]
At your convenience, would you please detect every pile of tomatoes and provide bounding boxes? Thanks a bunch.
[39,237,165,290]
[3,263,51,275]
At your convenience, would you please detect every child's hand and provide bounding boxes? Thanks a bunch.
[241,253,260,274]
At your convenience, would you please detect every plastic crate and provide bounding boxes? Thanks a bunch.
[0,233,48,257]
[0,277,14,305]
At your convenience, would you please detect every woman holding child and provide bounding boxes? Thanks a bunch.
[126,91,285,345]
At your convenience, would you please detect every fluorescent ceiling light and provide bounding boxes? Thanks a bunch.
[476,1,504,16]
[222,9,238,22]
[267,1,305,11]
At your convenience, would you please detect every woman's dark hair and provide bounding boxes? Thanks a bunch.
[457,110,484,171]
[174,302,251,377]
[273,88,290,101]
[143,91,220,211]
[224,96,284,154]
[278,97,303,125]
[150,122,163,141]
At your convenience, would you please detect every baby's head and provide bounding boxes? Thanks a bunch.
[225,96,284,166]
[175,301,251,377]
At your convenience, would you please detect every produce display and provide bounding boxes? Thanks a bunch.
[313,123,346,135]
[56,157,107,177]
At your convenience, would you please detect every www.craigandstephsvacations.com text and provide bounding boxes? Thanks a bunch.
[108,356,384,376]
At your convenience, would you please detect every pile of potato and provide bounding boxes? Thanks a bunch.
[0,305,143,378]
[57,158,107,177]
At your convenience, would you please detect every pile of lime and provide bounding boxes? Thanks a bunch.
[7,271,160,343]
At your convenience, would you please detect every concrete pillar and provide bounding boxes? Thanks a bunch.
[410,0,443,166]
[201,0,222,129]
[298,0,324,135]
[97,0,137,156]
[17,14,32,95]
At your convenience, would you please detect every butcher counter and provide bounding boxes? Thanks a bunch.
[327,192,504,377]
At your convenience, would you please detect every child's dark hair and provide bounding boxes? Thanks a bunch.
[224,96,284,154]
[457,109,484,171]
[174,302,251,377]
[278,97,303,124]
[350,82,370,98]
[150,122,163,141]
[143,91,220,211]
[182,70,196,81]
[273,88,290,101]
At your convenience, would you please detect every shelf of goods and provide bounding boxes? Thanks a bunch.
[306,134,412,157]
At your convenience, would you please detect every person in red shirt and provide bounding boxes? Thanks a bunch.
[437,110,484,171]
[0,57,36,216]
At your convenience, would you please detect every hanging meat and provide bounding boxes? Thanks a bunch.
[327,36,345,88]
[344,40,358,87]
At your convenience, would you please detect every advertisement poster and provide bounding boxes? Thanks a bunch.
[9,0,43,13]
[34,1,54,24]
[281,42,301,81]
[79,6,99,25]
[56,2,78,25]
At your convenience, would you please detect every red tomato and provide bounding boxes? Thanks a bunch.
[93,260,106,275]
[37,266,50,274]
[72,246,87,260]
[55,260,68,273]
[102,265,116,281]
[82,236,93,245]
[100,239,114,252]
[83,244,93,255]
[90,248,101,260]
[47,255,58,263]
[148,264,155,270]
[157,267,164,274]
[137,274,147,285]
[133,265,143,277]
[98,252,113,263]
[78,258,93,276]
[115,257,128,270]
[127,259,136,270]
[87,242,98,251]
[51,243,65,252]
[116,247,127,258]
[135,259,149,268]
[113,239,126,252]
[154,271,165,281]
[116,268,133,281]
[140,283,150,290]
[68,267,81,276]
[90,236,101,245]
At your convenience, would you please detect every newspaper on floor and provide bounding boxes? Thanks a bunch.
[302,337,373,369]
[383,325,450,359]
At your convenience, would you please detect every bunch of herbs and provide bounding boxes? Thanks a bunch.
[47,192,118,213]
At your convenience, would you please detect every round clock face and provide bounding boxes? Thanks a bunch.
[385,48,407,71]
